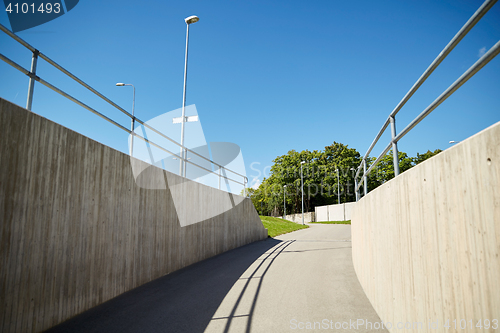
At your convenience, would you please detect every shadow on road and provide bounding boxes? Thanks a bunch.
[45,238,282,333]
[217,240,295,333]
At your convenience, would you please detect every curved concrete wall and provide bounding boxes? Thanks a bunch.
[0,98,267,332]
[351,122,500,332]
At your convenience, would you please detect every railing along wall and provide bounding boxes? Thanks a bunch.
[353,0,499,201]
[0,23,247,191]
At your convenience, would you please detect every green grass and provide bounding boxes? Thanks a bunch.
[310,220,351,224]
[259,216,309,237]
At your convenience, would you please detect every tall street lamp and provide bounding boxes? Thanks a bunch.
[301,161,306,225]
[180,15,199,177]
[116,83,135,156]
[335,168,340,204]
[283,185,287,218]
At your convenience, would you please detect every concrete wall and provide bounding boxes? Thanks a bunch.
[343,202,355,220]
[315,205,328,221]
[279,212,315,223]
[0,98,268,332]
[327,204,344,221]
[315,203,355,221]
[351,121,500,333]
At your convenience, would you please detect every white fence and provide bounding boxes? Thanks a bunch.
[314,202,355,222]
[277,203,355,223]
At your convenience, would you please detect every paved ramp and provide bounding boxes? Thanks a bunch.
[47,224,386,333]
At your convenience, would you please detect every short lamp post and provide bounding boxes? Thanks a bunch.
[301,161,306,225]
[116,83,135,156]
[335,169,340,204]
[283,185,287,218]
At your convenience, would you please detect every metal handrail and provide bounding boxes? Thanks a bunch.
[0,23,248,190]
[354,0,498,199]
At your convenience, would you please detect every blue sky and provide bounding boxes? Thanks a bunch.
[1,0,499,188]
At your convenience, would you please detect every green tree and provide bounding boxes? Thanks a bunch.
[249,142,361,216]
[414,149,442,165]
[369,150,413,187]
[322,142,362,204]
[248,144,443,214]
[362,149,442,192]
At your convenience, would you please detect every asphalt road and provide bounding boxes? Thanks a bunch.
[47,224,387,333]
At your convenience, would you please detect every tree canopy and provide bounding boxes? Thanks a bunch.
[248,143,442,216]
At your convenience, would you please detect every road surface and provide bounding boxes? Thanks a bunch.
[47,224,387,333]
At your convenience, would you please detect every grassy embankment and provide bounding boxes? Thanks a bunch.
[259,216,308,237]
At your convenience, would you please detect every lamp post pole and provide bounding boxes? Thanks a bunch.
[116,83,135,156]
[180,15,199,177]
[335,169,340,204]
[283,185,287,218]
[301,161,305,225]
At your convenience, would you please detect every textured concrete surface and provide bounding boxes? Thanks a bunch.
[315,205,329,221]
[315,203,356,222]
[352,121,500,333]
[0,98,267,332]
[343,202,355,220]
[327,204,344,221]
[280,212,315,224]
[47,224,386,333]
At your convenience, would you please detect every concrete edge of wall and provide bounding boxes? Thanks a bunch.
[351,121,500,333]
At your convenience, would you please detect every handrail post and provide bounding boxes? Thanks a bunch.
[218,167,221,190]
[363,159,367,196]
[184,150,188,178]
[243,177,247,196]
[390,116,400,176]
[354,177,359,202]
[26,50,39,110]
[130,116,135,157]
[129,84,136,157]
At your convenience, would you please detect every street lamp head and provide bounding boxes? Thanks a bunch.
[116,83,125,86]
[301,161,306,165]
[185,15,199,24]
[284,185,287,188]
